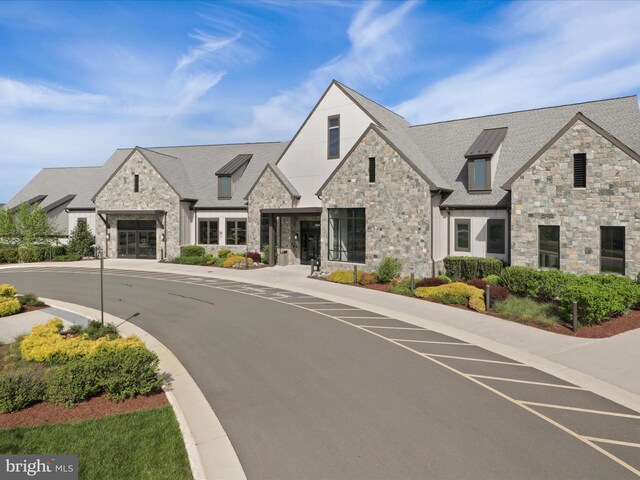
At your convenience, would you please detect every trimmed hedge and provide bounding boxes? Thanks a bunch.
[377,257,403,283]
[223,256,253,268]
[327,270,359,284]
[218,249,232,259]
[0,298,21,317]
[415,277,447,288]
[415,282,486,311]
[537,270,576,301]
[499,266,541,297]
[0,247,19,264]
[172,256,204,265]
[444,256,503,282]
[180,245,204,257]
[0,369,46,413]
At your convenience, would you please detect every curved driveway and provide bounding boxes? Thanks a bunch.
[2,266,639,479]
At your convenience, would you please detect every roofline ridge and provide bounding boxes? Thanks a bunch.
[408,95,639,128]
[333,79,409,123]
[41,166,103,170]
[138,146,178,159]
[130,140,289,150]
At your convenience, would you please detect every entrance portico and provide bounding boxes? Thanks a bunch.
[96,209,167,260]
[261,207,322,266]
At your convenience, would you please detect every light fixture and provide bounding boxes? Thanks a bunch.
[161,233,166,242]
[106,232,110,241]
[294,233,299,241]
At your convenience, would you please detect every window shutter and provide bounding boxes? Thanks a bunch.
[369,158,376,183]
[573,153,586,188]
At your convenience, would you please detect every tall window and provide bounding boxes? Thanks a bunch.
[468,158,490,190]
[573,153,587,188]
[199,219,219,245]
[260,213,270,250]
[539,226,560,269]
[218,176,231,199]
[328,208,365,263]
[328,115,340,159]
[226,219,246,245]
[134,174,140,193]
[601,226,625,274]
[486,219,505,254]
[369,157,376,183]
[455,219,471,252]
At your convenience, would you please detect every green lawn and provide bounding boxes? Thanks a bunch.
[0,405,192,480]
[493,296,562,328]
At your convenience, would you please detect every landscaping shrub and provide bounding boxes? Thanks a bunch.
[493,297,561,328]
[50,245,67,257]
[180,245,204,257]
[444,256,503,281]
[437,275,452,283]
[95,348,163,402]
[0,369,46,413]
[172,256,204,265]
[218,249,232,259]
[223,256,253,268]
[468,279,510,303]
[67,221,95,257]
[499,266,541,297]
[536,270,576,301]
[377,257,403,283]
[18,246,45,263]
[21,318,146,364]
[483,274,500,286]
[0,298,21,317]
[415,277,447,288]
[0,284,17,297]
[51,254,83,262]
[18,293,45,307]
[66,324,84,335]
[45,361,101,407]
[388,278,413,296]
[415,282,485,311]
[327,270,359,284]
[358,271,378,285]
[84,320,119,340]
[247,251,262,263]
[0,247,19,263]
[214,257,225,267]
[203,253,215,265]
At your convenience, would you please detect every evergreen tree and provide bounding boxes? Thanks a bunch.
[67,220,95,257]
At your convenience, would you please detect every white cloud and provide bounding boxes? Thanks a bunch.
[170,71,226,116]
[0,77,109,111]
[395,1,640,123]
[175,31,242,71]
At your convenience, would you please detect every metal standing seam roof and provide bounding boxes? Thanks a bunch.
[215,154,252,176]
[465,127,508,158]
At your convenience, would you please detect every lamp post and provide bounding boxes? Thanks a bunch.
[99,248,105,325]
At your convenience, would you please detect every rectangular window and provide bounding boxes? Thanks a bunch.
[539,226,560,269]
[328,208,365,263]
[218,176,231,199]
[455,219,471,252]
[573,153,587,188]
[601,226,625,274]
[134,174,139,193]
[198,219,219,245]
[260,213,270,250]
[328,115,340,159]
[226,219,246,245]
[486,219,505,254]
[369,157,376,183]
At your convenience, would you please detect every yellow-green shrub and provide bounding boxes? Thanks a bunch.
[20,318,147,364]
[0,298,21,317]
[327,270,359,284]
[358,271,378,285]
[0,284,17,297]
[415,282,486,312]
[223,255,254,268]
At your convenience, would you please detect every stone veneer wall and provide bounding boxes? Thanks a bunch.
[320,129,433,275]
[511,120,640,277]
[94,150,181,260]
[246,166,295,254]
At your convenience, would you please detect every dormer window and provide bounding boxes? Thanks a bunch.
[464,127,507,192]
[215,153,253,200]
[218,176,231,199]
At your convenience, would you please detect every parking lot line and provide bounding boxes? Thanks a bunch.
[521,401,640,419]
[289,302,335,305]
[362,326,425,330]
[421,353,524,366]
[470,375,586,390]
[391,339,469,345]
[586,437,640,448]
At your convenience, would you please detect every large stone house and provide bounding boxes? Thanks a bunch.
[6,81,640,277]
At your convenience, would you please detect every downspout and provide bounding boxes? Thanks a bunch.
[194,209,198,245]
[446,208,451,257]
[507,207,512,266]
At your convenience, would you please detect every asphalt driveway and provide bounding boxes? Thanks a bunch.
[2,266,639,479]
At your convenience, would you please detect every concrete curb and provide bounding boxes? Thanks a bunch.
[38,298,246,480]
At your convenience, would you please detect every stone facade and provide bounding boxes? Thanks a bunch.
[94,150,181,260]
[247,166,296,256]
[511,120,640,277]
[320,129,433,275]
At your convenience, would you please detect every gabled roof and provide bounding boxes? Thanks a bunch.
[9,194,47,212]
[465,127,508,158]
[216,154,252,176]
[245,163,300,200]
[42,194,76,213]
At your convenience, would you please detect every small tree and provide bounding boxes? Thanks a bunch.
[0,209,17,247]
[67,220,95,257]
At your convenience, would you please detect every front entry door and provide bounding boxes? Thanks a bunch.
[300,221,321,265]
[117,220,157,259]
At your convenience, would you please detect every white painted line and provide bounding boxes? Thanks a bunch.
[421,353,524,366]
[469,374,585,390]
[393,339,470,346]
[362,326,425,330]
[521,401,640,419]
[586,437,640,449]
[312,308,361,311]
[289,302,335,305]
[335,316,393,319]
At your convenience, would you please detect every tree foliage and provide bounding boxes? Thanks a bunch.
[67,220,95,257]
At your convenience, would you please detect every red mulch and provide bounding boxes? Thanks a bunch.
[0,391,168,429]
[357,283,391,292]
[21,305,49,313]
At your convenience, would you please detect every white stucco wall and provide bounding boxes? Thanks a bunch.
[190,210,248,248]
[68,211,96,236]
[444,209,510,262]
[277,85,375,208]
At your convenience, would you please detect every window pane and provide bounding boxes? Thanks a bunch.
[539,226,560,269]
[601,227,624,274]
[327,208,365,263]
[199,221,208,244]
[473,159,487,190]
[455,221,470,251]
[328,117,340,128]
[260,213,269,249]
[226,220,236,245]
[208,221,218,245]
[237,221,246,245]
[328,129,340,158]
[219,176,231,198]
[487,219,505,254]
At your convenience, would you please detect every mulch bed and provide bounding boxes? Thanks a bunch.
[21,304,49,313]
[0,391,168,429]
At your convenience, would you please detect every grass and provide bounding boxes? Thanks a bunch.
[493,296,562,328]
[0,405,192,480]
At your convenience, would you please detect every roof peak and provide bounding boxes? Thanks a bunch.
[409,95,638,128]
[333,79,409,123]
[116,140,288,151]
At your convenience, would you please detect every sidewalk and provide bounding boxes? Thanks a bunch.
[5,259,640,413]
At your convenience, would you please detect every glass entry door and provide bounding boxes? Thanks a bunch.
[300,220,321,265]
[117,220,157,259]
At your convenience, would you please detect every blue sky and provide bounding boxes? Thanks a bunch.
[2,0,640,202]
